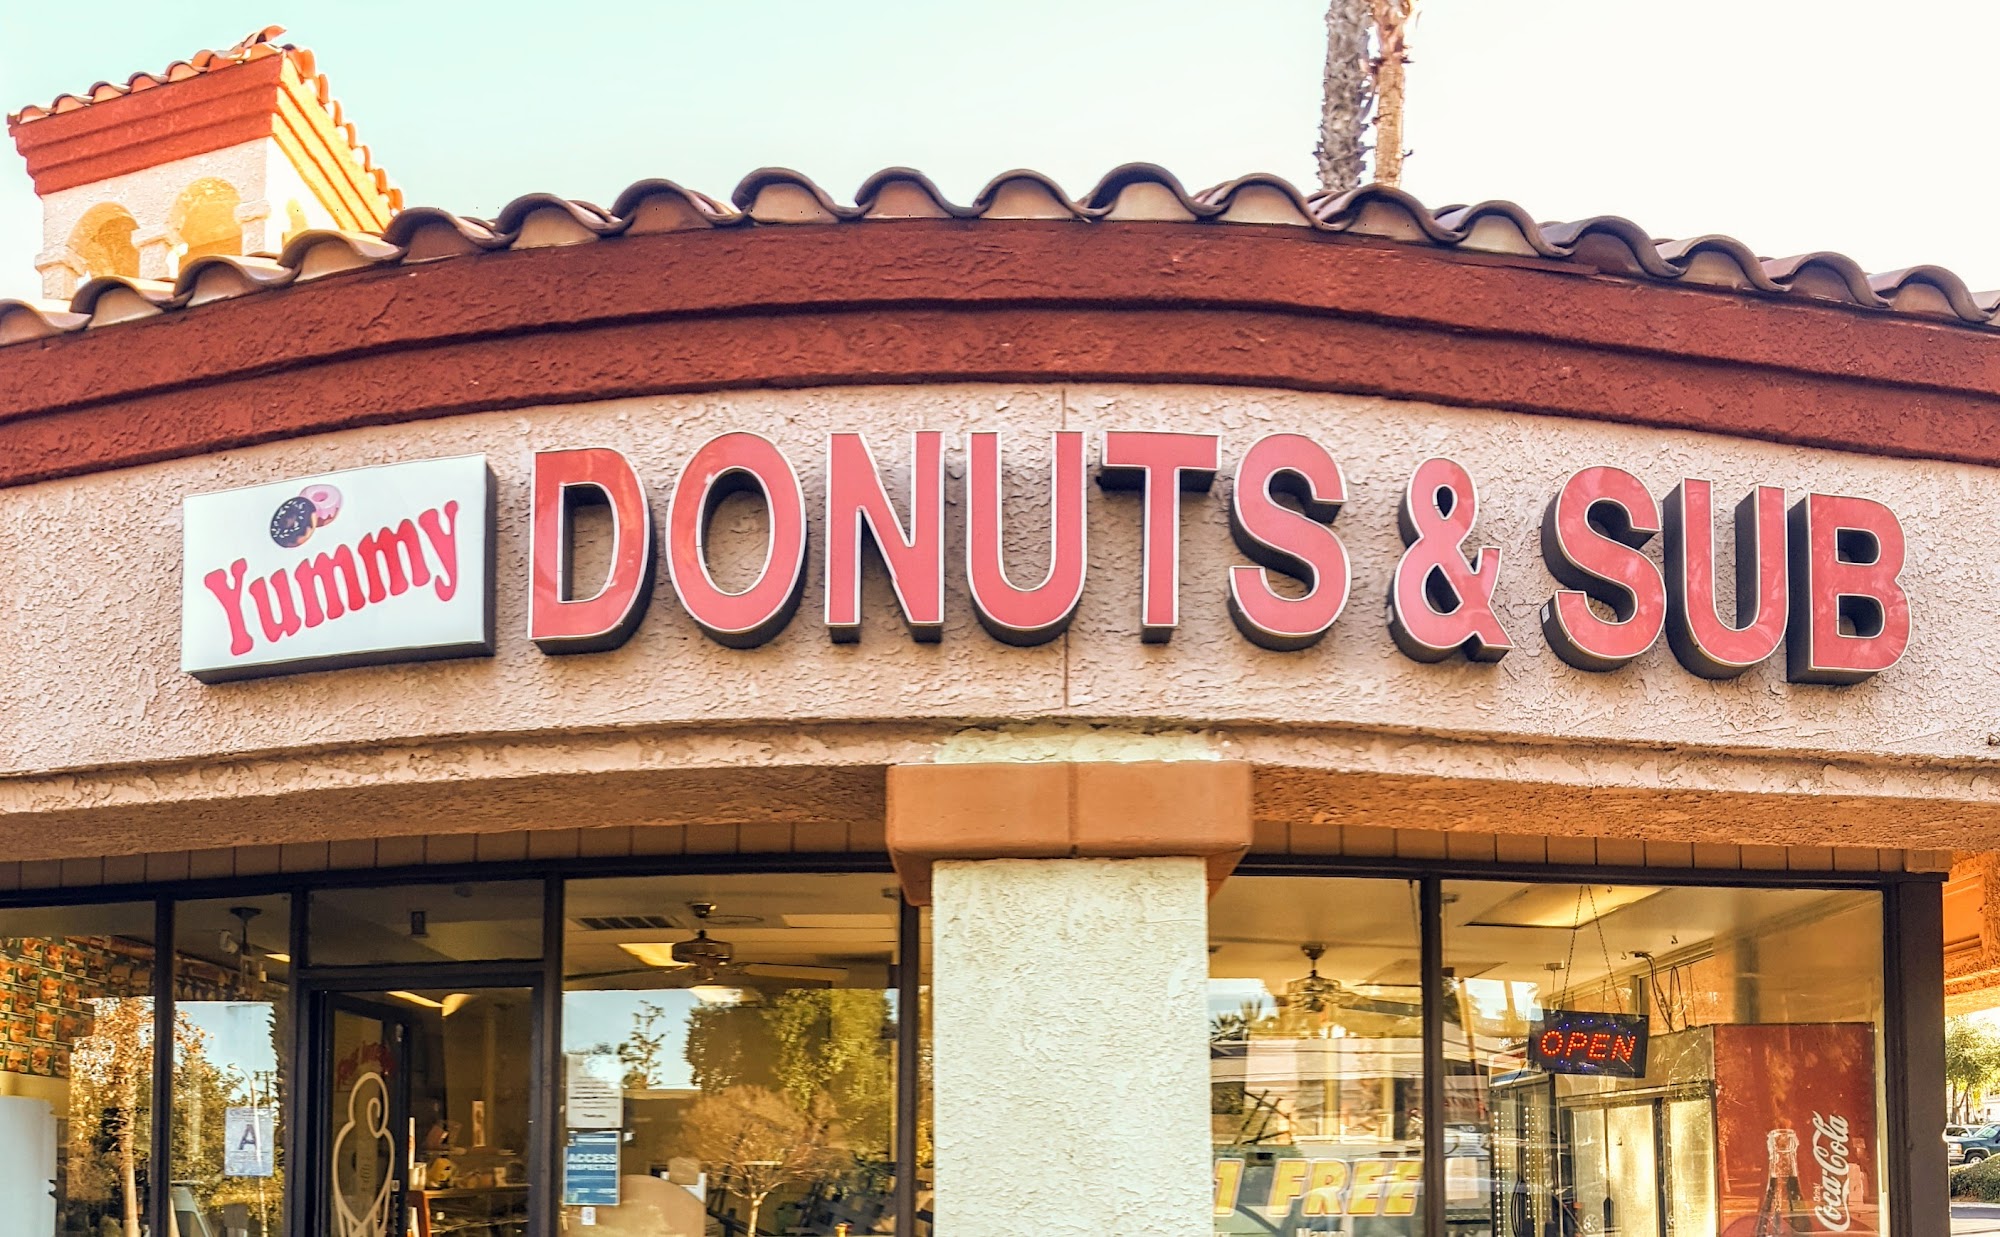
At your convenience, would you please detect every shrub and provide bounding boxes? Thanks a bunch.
[1952,1155,2000,1201]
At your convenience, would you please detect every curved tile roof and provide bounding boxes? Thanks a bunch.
[2,164,1994,347]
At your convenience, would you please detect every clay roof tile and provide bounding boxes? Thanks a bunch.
[0,301,88,346]
[732,169,858,225]
[608,179,742,233]
[972,169,1089,221]
[276,229,404,281]
[70,276,179,326]
[1193,174,1318,226]
[492,194,625,247]
[1080,164,1220,222]
[1311,185,1461,243]
[853,168,978,220]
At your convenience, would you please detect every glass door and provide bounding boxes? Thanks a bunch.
[315,984,538,1237]
[324,997,412,1237]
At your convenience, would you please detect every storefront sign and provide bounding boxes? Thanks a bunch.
[1527,1011,1650,1077]
[530,435,1908,683]
[563,1130,622,1207]
[223,1106,275,1177]
[180,435,1910,686]
[181,456,494,682]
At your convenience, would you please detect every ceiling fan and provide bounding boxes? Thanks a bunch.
[567,902,853,993]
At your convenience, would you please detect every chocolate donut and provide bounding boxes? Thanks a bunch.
[270,495,317,548]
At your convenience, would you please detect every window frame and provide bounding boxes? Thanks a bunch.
[1228,855,1944,1237]
[0,850,899,1237]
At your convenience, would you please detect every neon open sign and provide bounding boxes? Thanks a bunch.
[1529,1011,1650,1078]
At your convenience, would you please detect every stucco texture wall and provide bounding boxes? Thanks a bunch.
[931,856,1213,1237]
[0,382,1993,858]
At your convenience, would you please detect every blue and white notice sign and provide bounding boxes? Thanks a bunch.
[564,1130,622,1206]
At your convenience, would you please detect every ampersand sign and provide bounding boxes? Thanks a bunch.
[1387,457,1513,662]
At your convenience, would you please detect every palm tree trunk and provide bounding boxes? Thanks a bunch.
[1316,0,1373,193]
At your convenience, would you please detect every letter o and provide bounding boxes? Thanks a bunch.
[666,432,809,648]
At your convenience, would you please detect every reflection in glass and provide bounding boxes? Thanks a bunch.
[561,874,906,1235]
[308,882,543,966]
[1445,881,1887,1237]
[1207,877,1426,1235]
[173,894,292,1237]
[0,901,155,1235]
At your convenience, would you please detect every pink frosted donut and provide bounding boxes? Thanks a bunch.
[300,483,343,526]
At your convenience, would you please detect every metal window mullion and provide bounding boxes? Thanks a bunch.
[536,874,566,1237]
[1419,877,1446,1237]
[150,897,175,1237]
[895,898,921,1237]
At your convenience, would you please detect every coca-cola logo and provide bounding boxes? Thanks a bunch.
[1811,1111,1854,1232]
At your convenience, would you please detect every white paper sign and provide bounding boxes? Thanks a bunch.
[181,455,493,681]
[566,1051,624,1129]
[224,1106,276,1177]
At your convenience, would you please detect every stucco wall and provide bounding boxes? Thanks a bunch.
[1,382,1995,854]
[931,856,1212,1237]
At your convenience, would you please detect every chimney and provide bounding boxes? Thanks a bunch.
[6,26,400,301]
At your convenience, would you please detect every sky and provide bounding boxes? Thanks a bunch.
[4,0,1999,302]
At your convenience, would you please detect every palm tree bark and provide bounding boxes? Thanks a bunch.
[1316,0,1373,193]
[1370,0,1416,186]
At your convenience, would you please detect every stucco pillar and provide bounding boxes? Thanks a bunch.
[886,760,1251,1237]
[131,224,176,280]
[932,856,1213,1237]
[234,199,279,255]
[32,247,84,300]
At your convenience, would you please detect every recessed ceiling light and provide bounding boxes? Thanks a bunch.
[1467,885,1665,930]
[779,914,897,929]
[617,943,692,969]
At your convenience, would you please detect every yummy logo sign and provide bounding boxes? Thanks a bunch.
[181,456,494,682]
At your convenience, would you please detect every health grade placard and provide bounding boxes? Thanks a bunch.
[181,455,494,682]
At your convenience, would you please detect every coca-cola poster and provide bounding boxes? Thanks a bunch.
[1716,1022,1878,1236]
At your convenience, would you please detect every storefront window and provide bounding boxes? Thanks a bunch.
[171,894,292,1237]
[308,880,543,966]
[561,873,905,1235]
[1444,881,1888,1237]
[0,901,156,1236]
[1208,877,1425,1235]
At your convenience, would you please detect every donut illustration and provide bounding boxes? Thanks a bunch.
[270,495,318,548]
[301,482,344,526]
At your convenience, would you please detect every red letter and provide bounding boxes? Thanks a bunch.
[357,520,431,603]
[667,432,809,648]
[1539,1030,1564,1058]
[530,448,655,654]
[418,501,461,603]
[1388,458,1511,662]
[203,560,255,656]
[965,431,1087,646]
[1664,480,1787,679]
[1587,1032,1611,1061]
[1540,466,1665,672]
[248,570,302,643]
[1098,431,1218,642]
[1565,1032,1590,1059]
[825,432,945,643]
[294,545,365,628]
[1611,1035,1636,1063]
[1226,434,1350,652]
[1787,493,1910,684]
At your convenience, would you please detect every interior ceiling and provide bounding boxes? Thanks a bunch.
[1209,876,1871,994]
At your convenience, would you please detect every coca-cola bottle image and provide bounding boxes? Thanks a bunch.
[1753,1128,1814,1236]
